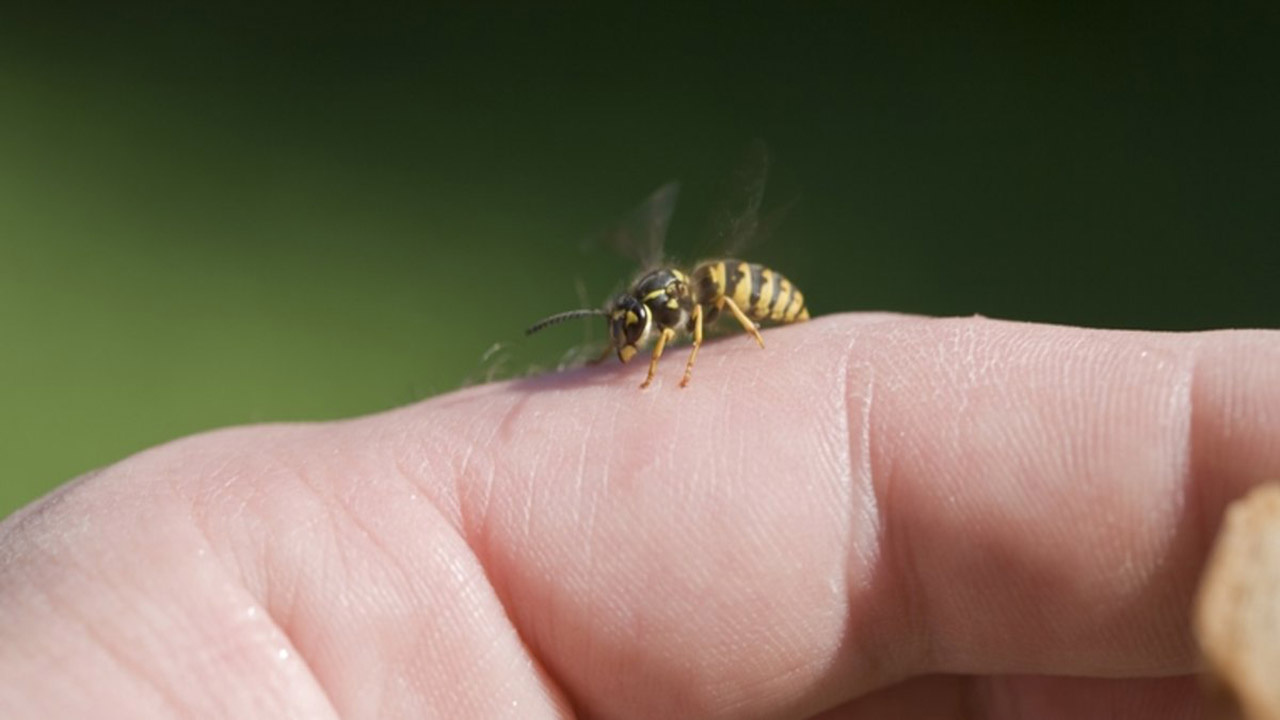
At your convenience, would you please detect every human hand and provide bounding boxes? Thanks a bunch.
[2,315,1277,719]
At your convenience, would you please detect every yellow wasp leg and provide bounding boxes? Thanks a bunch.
[640,327,676,389]
[679,304,704,388]
[721,296,766,349]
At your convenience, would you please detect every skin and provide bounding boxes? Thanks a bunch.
[1,314,1278,719]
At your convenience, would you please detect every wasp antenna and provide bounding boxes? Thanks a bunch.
[526,309,605,336]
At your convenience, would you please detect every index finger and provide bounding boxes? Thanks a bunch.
[410,314,1280,717]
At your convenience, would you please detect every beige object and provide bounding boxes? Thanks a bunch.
[1197,482,1280,720]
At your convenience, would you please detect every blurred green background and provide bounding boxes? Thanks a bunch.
[2,4,1277,517]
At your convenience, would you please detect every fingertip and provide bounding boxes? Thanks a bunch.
[1190,330,1280,539]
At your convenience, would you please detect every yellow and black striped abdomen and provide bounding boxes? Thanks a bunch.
[692,259,810,324]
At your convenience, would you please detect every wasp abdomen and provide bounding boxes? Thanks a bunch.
[692,259,809,324]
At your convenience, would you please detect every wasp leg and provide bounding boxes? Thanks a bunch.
[679,304,704,388]
[641,327,676,389]
[721,297,766,349]
[586,344,612,366]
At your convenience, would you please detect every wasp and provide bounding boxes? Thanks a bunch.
[526,147,809,389]
[526,258,809,389]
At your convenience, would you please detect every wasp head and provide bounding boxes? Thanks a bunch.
[608,294,650,363]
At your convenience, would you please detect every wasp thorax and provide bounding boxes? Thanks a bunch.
[608,295,650,363]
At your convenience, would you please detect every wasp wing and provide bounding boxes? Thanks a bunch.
[585,180,680,271]
[697,139,797,261]
[704,139,768,258]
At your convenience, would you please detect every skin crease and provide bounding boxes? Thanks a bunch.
[1,314,1278,719]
